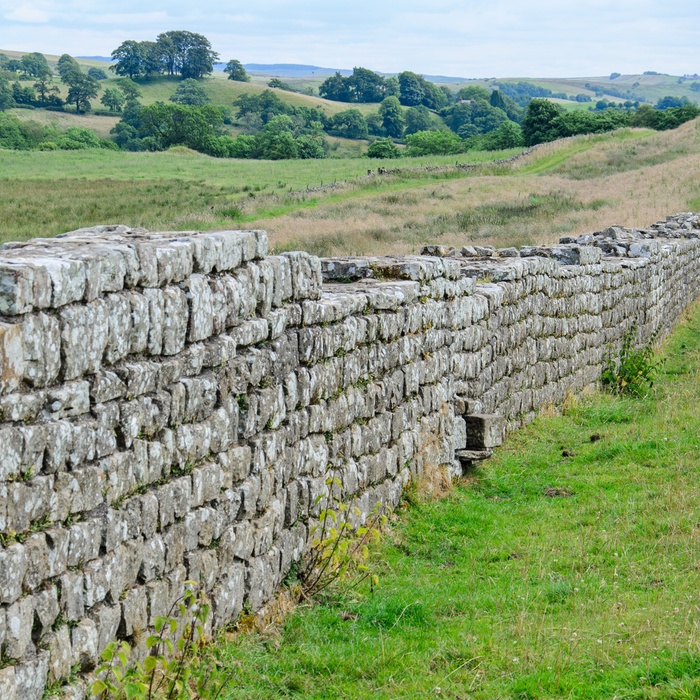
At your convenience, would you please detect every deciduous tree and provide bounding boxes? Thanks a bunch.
[224,59,249,82]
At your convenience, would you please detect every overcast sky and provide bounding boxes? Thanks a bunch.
[0,0,697,78]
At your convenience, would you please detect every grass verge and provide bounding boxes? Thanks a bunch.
[215,302,700,699]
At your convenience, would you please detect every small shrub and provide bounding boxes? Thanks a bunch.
[367,138,400,159]
[298,474,388,599]
[602,331,659,396]
[91,585,232,700]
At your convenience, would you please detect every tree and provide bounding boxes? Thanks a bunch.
[65,73,99,113]
[404,105,433,135]
[398,71,425,106]
[169,79,210,106]
[33,75,61,104]
[20,53,51,79]
[234,89,290,124]
[379,96,404,138]
[136,102,223,150]
[57,54,82,82]
[489,90,507,111]
[481,121,524,150]
[252,115,298,159]
[367,137,400,158]
[110,40,147,79]
[155,31,219,79]
[521,98,563,145]
[457,85,491,101]
[224,59,249,82]
[656,95,690,110]
[268,78,295,91]
[327,109,368,139]
[0,75,13,111]
[404,129,463,155]
[12,81,35,105]
[346,67,386,102]
[87,67,108,81]
[319,72,350,102]
[365,112,384,136]
[296,134,327,159]
[116,78,142,104]
[101,88,125,112]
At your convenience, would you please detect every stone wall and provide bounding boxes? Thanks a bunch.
[1,213,699,698]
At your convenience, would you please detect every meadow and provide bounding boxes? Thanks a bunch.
[214,297,700,700]
[2,119,700,253]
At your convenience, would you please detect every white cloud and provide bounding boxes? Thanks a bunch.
[0,0,698,76]
[5,3,49,22]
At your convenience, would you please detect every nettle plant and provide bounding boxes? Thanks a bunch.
[91,585,233,700]
[298,473,388,599]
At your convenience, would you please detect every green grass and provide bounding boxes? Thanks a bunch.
[216,302,700,699]
[518,129,655,176]
[0,147,521,243]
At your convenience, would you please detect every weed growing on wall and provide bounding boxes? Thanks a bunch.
[298,474,388,599]
[601,330,660,396]
[91,585,233,700]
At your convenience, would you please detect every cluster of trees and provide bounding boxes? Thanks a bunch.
[0,52,63,109]
[520,98,700,146]
[110,89,328,160]
[495,81,593,106]
[0,51,117,114]
[111,31,219,80]
[0,111,116,150]
[319,67,452,109]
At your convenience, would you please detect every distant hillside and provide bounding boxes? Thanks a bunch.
[76,55,113,63]
[240,64,351,77]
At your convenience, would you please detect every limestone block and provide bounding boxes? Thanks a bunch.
[185,274,215,342]
[5,595,34,658]
[104,293,132,365]
[46,626,72,681]
[58,571,84,621]
[120,586,148,636]
[0,666,15,700]
[32,586,60,637]
[59,300,109,380]
[0,426,23,480]
[46,381,90,419]
[211,563,245,626]
[12,652,48,700]
[71,618,99,670]
[464,414,505,449]
[0,322,24,395]
[155,240,194,286]
[140,535,166,582]
[21,312,60,388]
[162,286,189,356]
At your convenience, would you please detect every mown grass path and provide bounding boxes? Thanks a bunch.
[219,304,700,699]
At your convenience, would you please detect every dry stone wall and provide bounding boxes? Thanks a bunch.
[1,213,699,699]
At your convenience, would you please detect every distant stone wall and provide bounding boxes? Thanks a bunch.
[1,213,699,699]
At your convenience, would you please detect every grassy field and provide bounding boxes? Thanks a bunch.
[249,122,700,256]
[214,299,700,700]
[0,147,520,243]
[1,119,699,255]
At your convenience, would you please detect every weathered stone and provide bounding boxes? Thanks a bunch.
[13,652,48,700]
[5,595,34,658]
[0,322,24,395]
[463,414,505,449]
[0,543,27,604]
[71,618,99,670]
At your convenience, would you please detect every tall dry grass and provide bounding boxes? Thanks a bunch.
[257,120,700,256]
